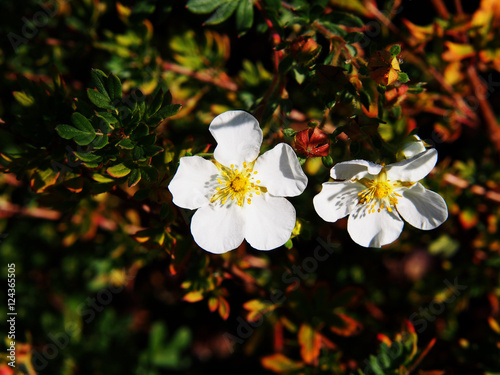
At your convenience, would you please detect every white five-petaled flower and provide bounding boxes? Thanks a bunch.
[313,149,448,248]
[168,110,308,254]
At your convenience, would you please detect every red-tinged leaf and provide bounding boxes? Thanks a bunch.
[330,313,363,336]
[459,208,479,229]
[183,290,204,303]
[298,323,322,365]
[488,316,500,333]
[417,371,445,375]
[404,318,416,334]
[30,168,60,193]
[330,286,364,308]
[261,353,303,373]
[377,333,392,347]
[208,297,219,312]
[319,333,338,350]
[63,173,83,193]
[218,296,230,320]
[442,42,475,62]
[243,299,276,322]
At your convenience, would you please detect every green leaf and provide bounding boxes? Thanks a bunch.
[92,173,115,183]
[128,168,141,187]
[107,74,123,101]
[107,163,131,178]
[369,355,385,375]
[74,152,102,163]
[90,69,110,99]
[131,124,149,141]
[87,88,114,110]
[91,134,109,149]
[204,0,239,25]
[56,113,97,145]
[186,0,226,13]
[143,145,164,157]
[13,91,35,107]
[154,104,182,120]
[96,111,118,124]
[329,11,364,27]
[147,89,164,117]
[282,128,297,137]
[398,72,410,83]
[116,139,135,149]
[390,44,401,56]
[133,146,145,160]
[344,32,364,44]
[235,0,254,33]
[141,166,158,182]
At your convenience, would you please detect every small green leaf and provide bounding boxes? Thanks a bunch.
[143,145,164,157]
[56,113,96,145]
[91,134,109,149]
[282,128,297,137]
[390,44,401,56]
[116,139,135,149]
[74,152,102,163]
[329,11,364,27]
[147,89,164,117]
[90,69,110,99]
[204,0,239,25]
[398,72,410,83]
[235,0,254,33]
[92,173,115,183]
[369,355,385,375]
[13,91,35,107]
[87,88,115,110]
[186,0,226,13]
[344,32,364,44]
[107,74,123,101]
[322,155,333,168]
[131,124,149,141]
[107,163,131,178]
[133,146,145,160]
[128,168,141,187]
[141,166,158,182]
[154,104,182,120]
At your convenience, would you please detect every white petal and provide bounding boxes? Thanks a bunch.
[253,143,308,197]
[347,205,404,247]
[313,181,363,223]
[401,135,426,159]
[190,204,245,254]
[168,156,219,210]
[244,195,296,251]
[386,149,437,182]
[396,183,448,230]
[330,160,383,180]
[209,110,263,166]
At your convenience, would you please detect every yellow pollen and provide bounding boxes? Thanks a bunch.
[356,168,410,214]
[210,162,265,207]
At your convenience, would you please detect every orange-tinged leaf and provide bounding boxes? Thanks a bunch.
[459,208,479,230]
[208,297,219,312]
[330,313,363,336]
[377,333,392,346]
[261,353,303,373]
[417,371,445,375]
[243,299,276,322]
[218,296,230,320]
[442,42,475,62]
[183,290,204,303]
[298,323,322,364]
[30,168,60,193]
[488,316,500,334]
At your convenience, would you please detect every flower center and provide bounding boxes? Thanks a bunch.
[210,162,266,207]
[357,168,402,214]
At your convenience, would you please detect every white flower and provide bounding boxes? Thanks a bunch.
[313,149,448,248]
[168,110,308,254]
[400,134,426,159]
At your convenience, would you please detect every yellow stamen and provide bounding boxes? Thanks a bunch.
[210,162,264,207]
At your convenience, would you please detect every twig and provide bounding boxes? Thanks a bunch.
[443,173,500,203]
[466,64,500,152]
[429,0,450,19]
[161,61,238,92]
